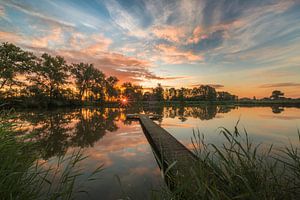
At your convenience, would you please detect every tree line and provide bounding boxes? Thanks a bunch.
[0,42,237,107]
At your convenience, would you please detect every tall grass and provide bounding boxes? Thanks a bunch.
[0,111,103,200]
[158,126,300,200]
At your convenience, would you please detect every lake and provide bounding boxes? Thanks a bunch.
[12,105,300,199]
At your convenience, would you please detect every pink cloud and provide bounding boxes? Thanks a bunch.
[0,31,23,43]
[152,25,186,43]
[155,44,204,64]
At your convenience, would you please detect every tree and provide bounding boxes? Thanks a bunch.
[105,76,119,101]
[71,63,95,100]
[270,90,284,100]
[199,85,217,101]
[122,82,143,102]
[90,69,106,102]
[168,88,177,100]
[28,53,69,102]
[153,83,164,101]
[0,42,35,90]
[71,63,106,102]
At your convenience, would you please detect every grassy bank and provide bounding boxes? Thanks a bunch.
[0,111,102,200]
[2,98,300,110]
[156,127,300,200]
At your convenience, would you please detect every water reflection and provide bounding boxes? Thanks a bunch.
[13,105,238,160]
[271,106,284,114]
[14,105,299,161]
[15,108,120,159]
[11,105,300,199]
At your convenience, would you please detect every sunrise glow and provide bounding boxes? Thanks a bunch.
[1,0,300,98]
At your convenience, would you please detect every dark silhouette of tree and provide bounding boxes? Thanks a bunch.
[71,63,95,100]
[71,108,119,148]
[270,90,284,100]
[92,69,106,102]
[106,76,119,101]
[121,82,143,102]
[0,42,242,106]
[27,53,69,103]
[0,43,35,91]
[153,83,164,101]
[199,85,216,101]
[271,106,284,114]
[167,88,177,100]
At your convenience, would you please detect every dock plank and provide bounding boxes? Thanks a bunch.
[138,114,197,177]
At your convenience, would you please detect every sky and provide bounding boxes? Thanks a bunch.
[0,0,300,98]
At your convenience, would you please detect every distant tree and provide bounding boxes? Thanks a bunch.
[0,42,35,90]
[91,69,106,102]
[178,88,185,102]
[217,91,236,101]
[143,91,152,101]
[105,76,119,101]
[122,82,143,102]
[270,90,284,100]
[153,83,164,101]
[168,88,177,100]
[199,85,217,101]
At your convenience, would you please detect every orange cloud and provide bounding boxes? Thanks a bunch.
[0,31,23,43]
[259,82,300,88]
[155,44,203,64]
[31,27,63,48]
[152,25,186,43]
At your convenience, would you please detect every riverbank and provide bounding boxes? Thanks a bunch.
[2,97,300,109]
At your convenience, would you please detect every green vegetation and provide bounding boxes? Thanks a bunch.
[158,127,300,200]
[0,111,103,200]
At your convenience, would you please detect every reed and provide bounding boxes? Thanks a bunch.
[158,126,300,200]
[0,111,103,200]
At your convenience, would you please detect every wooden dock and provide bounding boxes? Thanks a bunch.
[135,114,197,184]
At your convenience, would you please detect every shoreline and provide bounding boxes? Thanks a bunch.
[1,99,300,110]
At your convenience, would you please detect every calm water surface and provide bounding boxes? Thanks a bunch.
[13,105,300,199]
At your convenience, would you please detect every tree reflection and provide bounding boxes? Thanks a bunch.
[14,108,120,159]
[13,105,238,159]
[162,105,236,121]
[271,106,285,114]
[71,108,119,148]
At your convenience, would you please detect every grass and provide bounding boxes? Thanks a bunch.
[157,125,300,200]
[0,110,103,200]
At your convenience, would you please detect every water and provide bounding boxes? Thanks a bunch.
[12,105,300,199]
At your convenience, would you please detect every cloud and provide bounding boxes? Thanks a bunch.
[104,0,149,38]
[0,31,23,43]
[152,25,186,43]
[0,5,5,17]
[2,0,75,28]
[0,29,169,83]
[259,82,300,88]
[188,29,225,52]
[31,27,63,48]
[155,43,204,64]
